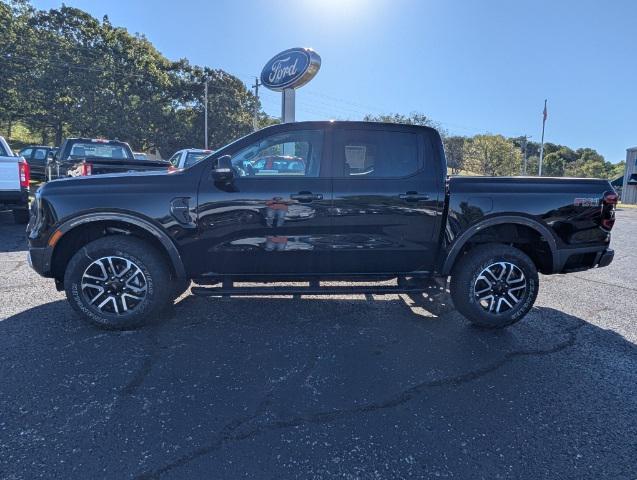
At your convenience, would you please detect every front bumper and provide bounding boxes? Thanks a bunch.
[27,246,54,277]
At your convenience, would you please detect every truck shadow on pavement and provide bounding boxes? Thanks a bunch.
[0,210,28,252]
[1,287,636,479]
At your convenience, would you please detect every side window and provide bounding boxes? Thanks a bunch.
[231,129,323,177]
[168,152,182,167]
[33,149,47,160]
[334,130,420,178]
[20,148,33,158]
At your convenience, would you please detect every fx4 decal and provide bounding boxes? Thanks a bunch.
[573,197,600,207]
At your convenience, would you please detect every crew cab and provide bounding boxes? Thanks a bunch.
[47,138,170,180]
[0,136,30,224]
[26,122,617,330]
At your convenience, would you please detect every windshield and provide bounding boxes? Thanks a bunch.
[68,142,132,160]
[185,152,210,167]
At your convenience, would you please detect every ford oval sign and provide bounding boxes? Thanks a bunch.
[260,48,321,91]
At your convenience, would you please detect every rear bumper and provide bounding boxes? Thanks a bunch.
[596,249,614,268]
[554,246,614,273]
[27,246,54,277]
[0,189,28,209]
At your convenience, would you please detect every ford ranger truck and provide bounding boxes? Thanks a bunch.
[26,122,616,330]
[0,136,30,224]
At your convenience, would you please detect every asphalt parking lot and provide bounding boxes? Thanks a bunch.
[0,209,636,480]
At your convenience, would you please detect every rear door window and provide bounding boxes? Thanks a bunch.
[333,129,420,178]
[20,148,32,158]
[33,149,47,161]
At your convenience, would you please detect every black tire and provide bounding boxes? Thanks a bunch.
[450,243,539,328]
[13,208,29,224]
[63,235,173,330]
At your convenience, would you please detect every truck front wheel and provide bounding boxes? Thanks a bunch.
[450,244,539,328]
[63,235,173,330]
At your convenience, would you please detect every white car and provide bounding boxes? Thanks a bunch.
[168,149,213,169]
[0,136,30,223]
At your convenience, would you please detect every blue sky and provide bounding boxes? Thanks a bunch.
[32,0,636,162]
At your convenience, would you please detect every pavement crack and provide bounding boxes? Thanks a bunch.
[121,329,160,396]
[134,321,585,479]
[571,275,637,292]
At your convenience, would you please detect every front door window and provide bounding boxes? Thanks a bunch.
[230,130,323,177]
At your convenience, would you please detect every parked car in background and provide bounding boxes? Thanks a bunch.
[0,136,30,223]
[133,152,149,160]
[47,138,171,180]
[168,149,213,169]
[249,155,305,175]
[27,121,617,330]
[19,146,58,181]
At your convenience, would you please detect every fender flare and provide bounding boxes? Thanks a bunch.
[55,212,187,279]
[441,215,558,275]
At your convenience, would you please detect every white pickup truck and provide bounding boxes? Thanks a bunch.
[0,136,30,224]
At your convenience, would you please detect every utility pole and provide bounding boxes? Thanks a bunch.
[538,99,547,176]
[204,80,209,150]
[252,77,261,131]
[521,135,531,175]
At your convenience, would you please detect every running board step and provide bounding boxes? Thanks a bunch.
[191,284,428,297]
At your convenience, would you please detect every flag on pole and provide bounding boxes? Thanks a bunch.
[543,100,548,123]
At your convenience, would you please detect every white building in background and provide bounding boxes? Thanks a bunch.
[622,147,637,204]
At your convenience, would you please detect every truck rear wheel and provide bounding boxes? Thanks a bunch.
[450,244,539,328]
[63,235,173,330]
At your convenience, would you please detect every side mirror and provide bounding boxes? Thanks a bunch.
[212,155,234,182]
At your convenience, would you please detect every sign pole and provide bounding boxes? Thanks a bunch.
[282,89,295,123]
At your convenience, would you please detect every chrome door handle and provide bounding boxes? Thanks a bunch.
[290,192,323,202]
[399,192,429,202]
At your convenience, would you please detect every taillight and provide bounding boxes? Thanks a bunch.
[602,191,618,205]
[600,191,618,231]
[19,160,30,188]
[81,163,93,176]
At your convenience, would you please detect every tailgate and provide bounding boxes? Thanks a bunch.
[0,157,19,191]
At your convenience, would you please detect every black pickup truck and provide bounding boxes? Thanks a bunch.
[47,138,170,180]
[27,121,617,330]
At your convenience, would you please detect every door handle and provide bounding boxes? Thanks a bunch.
[290,192,323,203]
[399,192,430,202]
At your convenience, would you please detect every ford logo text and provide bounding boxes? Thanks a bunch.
[261,48,321,91]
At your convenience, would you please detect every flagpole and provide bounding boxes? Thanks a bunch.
[538,99,547,176]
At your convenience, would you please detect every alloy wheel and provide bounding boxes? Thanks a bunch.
[80,256,147,315]
[473,261,527,314]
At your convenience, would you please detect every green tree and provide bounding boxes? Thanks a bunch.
[542,147,577,176]
[0,1,263,157]
[463,134,522,176]
[363,112,446,136]
[443,135,465,174]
